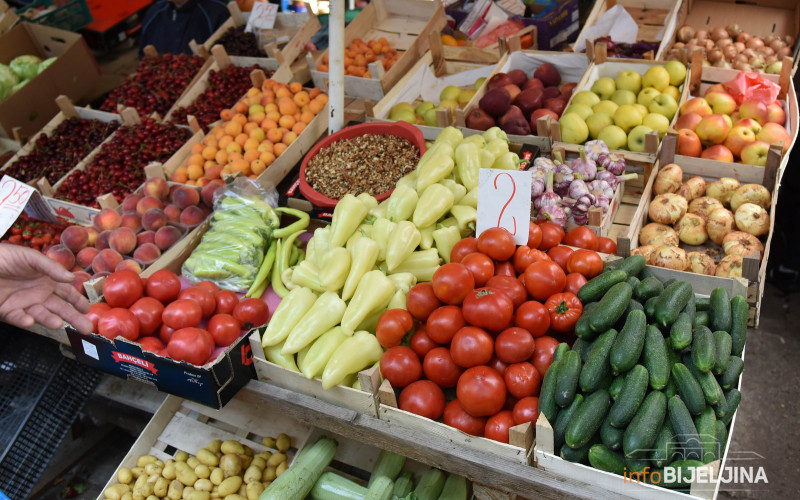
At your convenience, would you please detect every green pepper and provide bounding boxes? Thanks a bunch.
[412,183,455,229]
[370,217,397,262]
[415,154,454,193]
[461,134,486,148]
[264,342,299,372]
[483,126,509,144]
[386,184,419,222]
[455,142,481,191]
[273,207,310,239]
[419,224,435,250]
[439,178,467,204]
[433,225,461,263]
[434,126,464,150]
[261,286,318,348]
[390,249,440,281]
[271,240,291,298]
[321,331,384,389]
[486,138,509,159]
[492,151,521,170]
[298,326,348,379]
[290,260,325,293]
[459,187,478,208]
[342,236,379,301]
[340,270,397,335]
[450,204,477,236]
[283,291,348,355]
[330,194,368,247]
[319,247,351,292]
[357,192,378,210]
[386,221,421,271]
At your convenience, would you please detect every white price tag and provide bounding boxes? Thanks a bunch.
[476,168,532,245]
[0,175,35,237]
[245,1,278,32]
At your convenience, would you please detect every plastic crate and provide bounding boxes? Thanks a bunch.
[0,333,101,499]
[17,0,92,32]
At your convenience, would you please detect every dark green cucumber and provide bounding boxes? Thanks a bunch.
[626,275,641,290]
[671,363,706,415]
[685,361,724,406]
[616,255,646,278]
[578,269,628,303]
[683,294,696,323]
[654,281,693,328]
[589,444,626,475]
[610,310,647,375]
[693,310,709,328]
[565,390,611,449]
[634,276,664,303]
[714,421,728,461]
[538,359,562,423]
[553,394,584,451]
[663,278,677,289]
[713,331,733,375]
[644,325,670,390]
[696,296,711,311]
[573,338,594,363]
[560,440,592,464]
[600,414,624,451]
[709,288,732,333]
[555,350,581,407]
[669,312,693,351]
[651,420,676,467]
[588,282,633,333]
[624,457,652,474]
[616,300,644,331]
[644,296,659,322]
[575,302,600,340]
[663,377,678,400]
[609,364,649,428]
[730,295,748,356]
[692,326,716,373]
[622,390,667,459]
[646,460,706,489]
[579,329,617,393]
[609,374,626,400]
[552,342,570,364]
[694,406,717,464]
[667,396,702,461]
[720,389,741,426]
[720,356,744,390]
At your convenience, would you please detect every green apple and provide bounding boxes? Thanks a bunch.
[571,90,601,108]
[457,89,476,106]
[586,112,614,139]
[590,77,616,100]
[440,85,461,102]
[474,77,487,91]
[390,102,415,121]
[414,101,434,116]
[423,108,439,126]
[598,124,628,150]
[663,85,681,102]
[614,104,643,133]
[648,93,678,120]
[637,87,661,107]
[722,113,733,130]
[611,89,637,106]
[391,109,416,123]
[615,71,642,94]
[564,103,594,121]
[642,66,670,91]
[593,100,619,117]
[438,99,458,114]
[559,112,589,145]
[664,60,687,87]
[634,104,649,119]
[642,113,670,138]
[628,125,654,152]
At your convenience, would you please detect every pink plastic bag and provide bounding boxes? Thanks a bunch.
[722,72,781,105]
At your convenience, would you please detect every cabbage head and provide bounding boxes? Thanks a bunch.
[10,54,42,81]
[0,63,17,101]
[37,57,57,74]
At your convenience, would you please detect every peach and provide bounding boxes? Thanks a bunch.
[141,177,170,200]
[115,259,143,273]
[171,185,200,209]
[61,226,89,253]
[120,212,142,231]
[137,230,156,246]
[169,184,181,199]
[180,205,206,226]
[86,227,98,246]
[201,181,223,208]
[95,230,112,250]
[72,271,92,295]
[121,194,141,212]
[133,243,161,262]
[136,196,164,215]
[109,227,137,255]
[92,208,122,231]
[46,244,76,270]
[142,208,168,231]
[155,225,183,250]
[92,249,123,273]
[164,204,181,223]
[76,247,100,268]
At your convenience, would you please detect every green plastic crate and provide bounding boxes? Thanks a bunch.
[17,0,92,32]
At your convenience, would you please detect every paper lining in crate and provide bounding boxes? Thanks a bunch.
[308,0,447,101]
[457,49,592,153]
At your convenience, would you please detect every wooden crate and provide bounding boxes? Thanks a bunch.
[0,1,19,36]
[308,0,447,101]
[575,0,683,60]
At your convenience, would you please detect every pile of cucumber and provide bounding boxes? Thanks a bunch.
[539,255,747,489]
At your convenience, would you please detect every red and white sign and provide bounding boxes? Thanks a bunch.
[476,168,531,245]
[246,1,278,31]
[111,350,159,375]
[0,175,34,237]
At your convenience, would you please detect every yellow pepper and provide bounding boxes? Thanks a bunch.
[298,326,348,379]
[321,331,384,390]
[340,270,397,335]
[261,286,317,348]
[263,342,299,372]
[282,292,347,355]
[319,247,351,292]
[342,236,379,301]
[412,183,455,229]
[385,221,421,272]
[330,194,368,247]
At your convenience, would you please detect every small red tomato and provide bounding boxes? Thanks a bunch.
[537,222,564,251]
[167,327,215,366]
[159,323,176,345]
[523,260,566,301]
[139,336,165,353]
[162,299,203,329]
[545,292,583,333]
[409,329,438,359]
[504,362,542,399]
[477,227,516,261]
[487,355,508,377]
[494,261,516,277]
[179,287,216,318]
[214,290,239,315]
[513,246,550,274]
[97,308,140,341]
[380,346,423,388]
[527,221,542,249]
[128,297,165,336]
[512,397,540,425]
[531,336,560,378]
[233,298,270,329]
[484,410,516,443]
[462,288,514,332]
[495,327,535,364]
[145,269,181,304]
[406,283,442,321]
[207,313,242,347]
[450,327,494,368]
[450,237,478,264]
[514,301,550,338]
[87,303,111,333]
[460,252,494,287]
[102,269,143,308]
[444,399,487,436]
[566,249,604,279]
[376,309,414,348]
[399,380,445,420]
[423,347,463,388]
[597,236,617,255]
[563,226,599,251]
[547,245,574,272]
[432,263,475,305]
[426,305,466,344]
[564,273,588,296]
[485,275,527,309]
[194,280,220,295]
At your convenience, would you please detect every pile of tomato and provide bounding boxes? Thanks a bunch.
[1,213,69,253]
[376,223,615,443]
[86,268,270,366]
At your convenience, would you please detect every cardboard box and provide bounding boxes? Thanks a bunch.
[0,22,100,138]
[517,0,580,52]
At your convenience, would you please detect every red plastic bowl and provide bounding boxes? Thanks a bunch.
[299,121,426,208]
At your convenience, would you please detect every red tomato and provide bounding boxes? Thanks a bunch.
[477,227,516,261]
[531,336,560,378]
[487,355,508,377]
[495,327,535,364]
[432,263,475,305]
[563,226,599,251]
[139,336,165,353]
[376,309,414,348]
[545,292,583,333]
[233,298,270,329]
[145,269,181,304]
[460,252,494,287]
[597,236,617,255]
[450,237,478,264]
[564,273,588,296]
[462,288,514,332]
[381,346,423,388]
[398,380,445,420]
[456,366,507,417]
[102,270,143,308]
[98,308,140,341]
[179,287,216,318]
[493,261,516,277]
[423,347,463,388]
[484,410,516,443]
[513,246,550,274]
[512,397,540,425]
[409,329,438,359]
[443,399,486,436]
[167,327,215,365]
[514,301,550,338]
[426,305,466,344]
[129,297,165,336]
[523,261,566,301]
[194,280,220,295]
[485,275,526,309]
[527,221,542,249]
[159,323,176,344]
[504,362,542,399]
[207,313,242,346]
[87,303,111,333]
[566,249,604,279]
[537,222,564,251]
[406,283,442,321]
[162,299,203,329]
[547,245,574,272]
[450,327,494,368]
[214,290,239,315]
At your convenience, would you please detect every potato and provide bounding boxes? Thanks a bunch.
[689,196,723,219]
[154,477,170,497]
[209,467,224,486]
[687,252,716,275]
[219,453,243,478]
[194,464,210,479]
[262,466,277,482]
[221,440,245,456]
[254,451,271,462]
[104,483,131,500]
[243,465,262,484]
[242,445,254,457]
[175,461,198,486]
[261,437,276,449]
[649,193,688,224]
[197,449,220,467]
[146,496,159,500]
[167,480,184,500]
[639,223,679,247]
[219,476,243,497]
[185,492,210,500]
[205,440,223,454]
[654,163,683,195]
[276,434,291,452]
[175,451,189,462]
[131,467,144,479]
[121,494,133,500]
[144,463,163,477]
[133,474,154,497]
[187,457,200,469]
[240,483,248,495]
[276,461,288,477]
[194,478,213,492]
[716,255,743,278]
[246,481,265,500]
[266,453,286,468]
[225,495,247,500]
[239,454,253,469]
[163,461,177,480]
[137,456,157,468]
[118,468,134,485]
[250,457,266,471]
[650,246,689,270]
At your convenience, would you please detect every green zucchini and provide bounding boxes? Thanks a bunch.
[650,420,677,467]
[654,281,693,328]
[624,457,652,474]
[634,276,664,303]
[578,269,628,303]
[369,450,405,485]
[709,288,732,333]
[365,476,394,500]
[553,394,584,451]
[393,472,414,498]
[565,390,611,449]
[600,413,624,451]
[588,282,633,333]
[671,363,706,415]
[310,472,368,500]
[730,295,748,356]
[260,436,338,500]
[623,390,667,459]
[691,326,716,373]
[663,278,677,289]
[693,310,709,328]
[609,364,649,428]
[555,350,582,407]
[609,374,626,400]
[720,356,744,390]
[539,359,563,422]
[437,474,468,500]
[573,338,593,363]
[617,255,646,278]
[713,331,733,375]
[720,389,741,426]
[414,469,446,500]
[644,325,670,390]
[610,310,647,375]
[579,329,618,393]
[575,302,601,340]
[667,396,701,461]
[589,444,626,475]
[552,342,570,364]
[616,300,644,331]
[694,406,717,464]
[669,312,693,351]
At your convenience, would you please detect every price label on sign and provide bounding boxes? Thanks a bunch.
[476,168,531,245]
[0,175,35,238]
[245,1,278,32]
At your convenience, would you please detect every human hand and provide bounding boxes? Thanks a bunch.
[0,244,93,334]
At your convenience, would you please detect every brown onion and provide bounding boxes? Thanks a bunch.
[710,27,729,41]
[689,196,724,218]
[777,47,792,59]
[742,48,756,58]
[736,32,751,43]
[654,163,683,195]
[734,62,754,72]
[696,30,708,41]
[713,59,733,69]
[746,37,765,49]
[676,213,708,246]
[722,231,764,259]
[716,255,743,278]
[705,40,716,51]
[762,46,775,57]
[649,194,689,225]
[631,245,658,262]
[707,48,723,63]
[673,42,685,49]
[750,56,765,68]
[707,207,736,245]
[734,203,770,237]
[765,55,778,65]
[677,25,696,43]
[650,246,689,271]
[639,223,679,247]
[723,46,738,61]
[785,35,795,46]
[716,38,733,49]
[736,53,749,63]
[726,24,742,37]
[765,34,778,45]
[770,39,785,52]
[687,252,717,276]
[734,42,745,52]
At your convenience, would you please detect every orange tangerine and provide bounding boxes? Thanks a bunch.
[275,87,291,99]
[172,167,188,183]
[278,115,295,129]
[309,88,322,99]
[260,118,278,131]
[293,91,310,107]
[191,142,204,155]
[231,159,250,175]
[289,82,303,94]
[243,122,259,134]
[234,101,248,114]
[278,97,298,116]
[244,149,260,163]
[294,111,302,123]
[224,121,242,136]
[226,142,242,154]
[243,138,260,152]
[266,110,281,123]
[220,109,234,121]
[227,152,243,162]
[204,160,217,169]
[232,113,248,126]
[264,103,278,114]
[249,128,265,142]
[247,88,260,97]
[292,122,307,135]
[218,135,233,148]
[260,151,275,166]
[187,164,204,180]
[257,141,273,153]
[187,153,204,166]
[250,159,267,176]
[315,94,329,105]
[308,99,325,114]
[249,111,266,124]
[300,111,315,124]
[282,131,298,146]
[266,128,283,143]
[273,142,287,157]
[204,137,218,148]
[235,133,249,147]
[262,79,276,91]
[221,165,233,175]
[317,64,328,72]
[214,150,228,165]
[201,146,217,161]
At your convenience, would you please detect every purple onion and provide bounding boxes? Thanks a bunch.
[570,148,597,181]
[597,152,626,175]
[584,140,609,162]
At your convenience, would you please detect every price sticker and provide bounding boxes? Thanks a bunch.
[245,1,278,32]
[0,175,35,237]
[476,168,532,245]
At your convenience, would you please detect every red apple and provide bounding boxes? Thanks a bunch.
[756,122,791,149]
[734,118,762,135]
[696,114,730,146]
[766,101,786,125]
[530,108,559,134]
[677,129,702,157]
[740,140,770,166]
[674,112,703,132]
[680,97,713,117]
[724,126,757,158]
[701,145,734,162]
[705,92,737,115]
[739,99,769,125]
[704,83,726,96]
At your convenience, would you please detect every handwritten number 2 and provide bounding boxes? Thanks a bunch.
[493,173,516,235]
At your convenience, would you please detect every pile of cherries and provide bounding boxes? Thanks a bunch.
[217,26,264,57]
